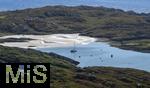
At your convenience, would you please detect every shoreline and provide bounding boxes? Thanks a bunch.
[1,34,150,72]
[0,34,150,53]
[109,41,150,53]
[0,34,97,49]
[95,37,150,53]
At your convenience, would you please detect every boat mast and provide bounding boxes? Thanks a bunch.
[73,40,76,50]
[70,34,78,53]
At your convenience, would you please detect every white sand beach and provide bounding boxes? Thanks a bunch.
[0,34,96,49]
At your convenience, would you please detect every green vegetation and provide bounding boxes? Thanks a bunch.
[0,15,6,19]
[110,39,150,52]
[0,6,150,52]
[0,45,150,88]
[0,45,75,68]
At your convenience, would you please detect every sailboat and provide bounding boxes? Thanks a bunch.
[70,41,77,53]
[70,34,78,53]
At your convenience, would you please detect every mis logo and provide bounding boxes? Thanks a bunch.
[0,63,50,88]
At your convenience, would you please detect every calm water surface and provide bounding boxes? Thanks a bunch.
[38,42,150,72]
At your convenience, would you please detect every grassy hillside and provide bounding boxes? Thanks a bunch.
[0,6,150,52]
[0,45,75,67]
[0,6,150,36]
[0,46,150,88]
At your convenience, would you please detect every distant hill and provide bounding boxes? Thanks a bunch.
[0,6,149,38]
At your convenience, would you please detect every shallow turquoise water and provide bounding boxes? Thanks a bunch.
[37,42,150,72]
